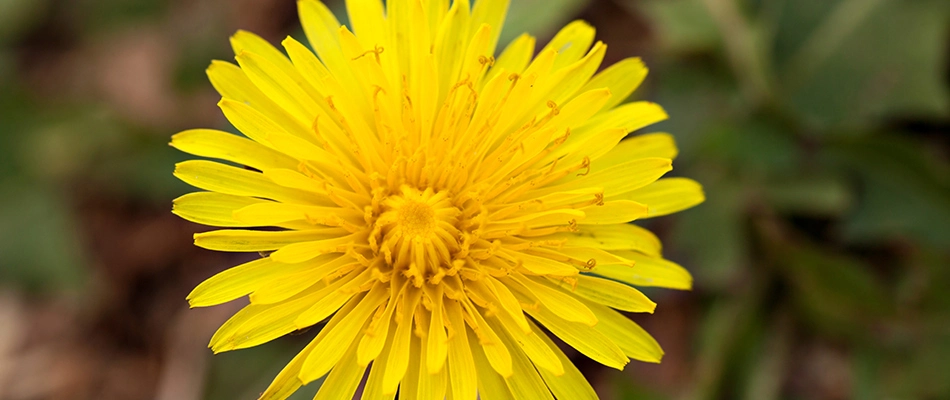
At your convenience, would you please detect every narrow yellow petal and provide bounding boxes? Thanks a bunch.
[485,277,530,333]
[187,257,278,307]
[540,20,596,69]
[492,310,563,376]
[313,339,366,400]
[550,275,656,313]
[579,200,650,224]
[193,228,347,252]
[531,320,599,400]
[502,249,577,276]
[258,338,319,400]
[299,286,388,383]
[507,274,596,326]
[470,306,513,377]
[490,33,535,78]
[345,0,387,48]
[173,160,321,205]
[249,255,353,305]
[580,298,664,362]
[445,300,478,400]
[540,223,662,256]
[382,289,422,394]
[535,157,672,198]
[209,286,325,352]
[580,57,648,110]
[619,177,705,217]
[173,192,266,228]
[491,320,555,400]
[469,0,509,55]
[235,50,321,127]
[578,101,668,138]
[170,129,297,171]
[359,327,398,400]
[270,232,365,263]
[468,326,514,400]
[294,268,371,328]
[357,288,400,366]
[524,298,628,370]
[426,286,449,374]
[593,132,679,170]
[205,60,303,136]
[258,297,359,399]
[596,251,693,290]
[229,30,297,73]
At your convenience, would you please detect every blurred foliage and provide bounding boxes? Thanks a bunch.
[0,0,946,399]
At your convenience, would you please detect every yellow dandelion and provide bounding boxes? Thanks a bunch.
[171,0,704,398]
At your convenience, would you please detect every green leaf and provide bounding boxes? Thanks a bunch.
[824,135,950,248]
[0,181,87,292]
[631,0,720,54]
[776,0,950,128]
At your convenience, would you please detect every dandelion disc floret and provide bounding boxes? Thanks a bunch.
[171,0,705,398]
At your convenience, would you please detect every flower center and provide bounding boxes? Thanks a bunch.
[397,200,435,238]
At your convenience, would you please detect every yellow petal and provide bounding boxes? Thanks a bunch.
[536,157,672,198]
[426,286,449,374]
[470,306,513,377]
[299,285,388,383]
[445,300,478,400]
[578,101,668,137]
[170,129,297,171]
[523,296,628,370]
[235,50,321,127]
[258,337,319,400]
[193,228,347,252]
[205,60,303,136]
[540,20,596,69]
[502,249,577,276]
[357,288,400,366]
[270,232,364,263]
[485,276,530,333]
[249,255,354,304]
[209,286,325,352]
[507,274,596,326]
[579,200,650,224]
[186,257,279,307]
[580,57,648,110]
[593,132,679,170]
[580,298,664,362]
[490,33,535,78]
[531,320,599,400]
[492,310,563,376]
[596,251,693,290]
[469,0,509,55]
[173,192,267,228]
[469,325,514,400]
[382,289,422,394]
[359,327,398,400]
[230,30,297,73]
[257,296,354,397]
[294,268,372,328]
[619,177,705,217]
[344,0,387,49]
[174,160,321,205]
[313,339,366,400]
[539,223,662,256]
[550,275,656,313]
[491,319,555,400]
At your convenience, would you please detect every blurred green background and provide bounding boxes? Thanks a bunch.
[0,0,947,399]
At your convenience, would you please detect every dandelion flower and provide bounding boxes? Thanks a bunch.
[172,0,704,398]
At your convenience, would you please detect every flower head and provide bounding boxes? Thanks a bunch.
[172,0,704,398]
